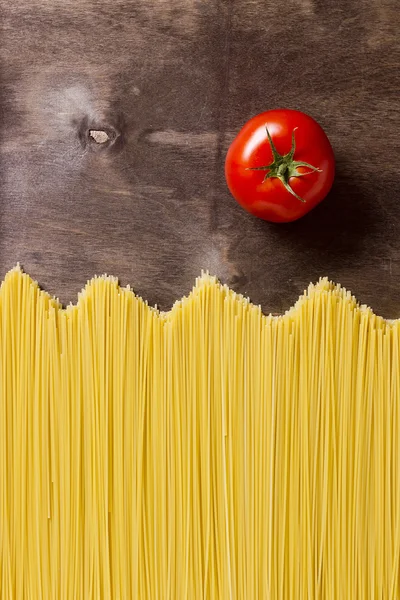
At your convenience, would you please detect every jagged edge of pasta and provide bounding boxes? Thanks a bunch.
[0,263,393,327]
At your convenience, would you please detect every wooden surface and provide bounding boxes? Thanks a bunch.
[1,0,399,315]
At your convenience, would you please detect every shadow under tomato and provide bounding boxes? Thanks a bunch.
[268,156,379,269]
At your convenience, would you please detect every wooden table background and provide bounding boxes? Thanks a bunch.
[1,0,399,316]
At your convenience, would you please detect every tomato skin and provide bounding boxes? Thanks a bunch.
[225,109,335,223]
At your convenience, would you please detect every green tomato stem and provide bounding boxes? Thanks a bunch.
[247,126,322,203]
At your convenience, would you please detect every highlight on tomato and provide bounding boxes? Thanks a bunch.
[225,109,335,223]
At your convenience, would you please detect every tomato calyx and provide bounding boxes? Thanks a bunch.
[248,126,322,203]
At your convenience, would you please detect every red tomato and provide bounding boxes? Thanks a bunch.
[225,109,335,223]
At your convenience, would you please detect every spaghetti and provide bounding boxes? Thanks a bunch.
[0,265,399,598]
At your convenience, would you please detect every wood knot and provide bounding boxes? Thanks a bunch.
[78,116,124,153]
[89,130,110,144]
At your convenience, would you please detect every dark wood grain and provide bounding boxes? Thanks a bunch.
[0,0,399,315]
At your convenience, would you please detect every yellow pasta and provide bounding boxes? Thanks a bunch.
[0,264,399,599]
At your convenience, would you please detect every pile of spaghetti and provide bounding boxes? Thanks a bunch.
[1,266,399,598]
